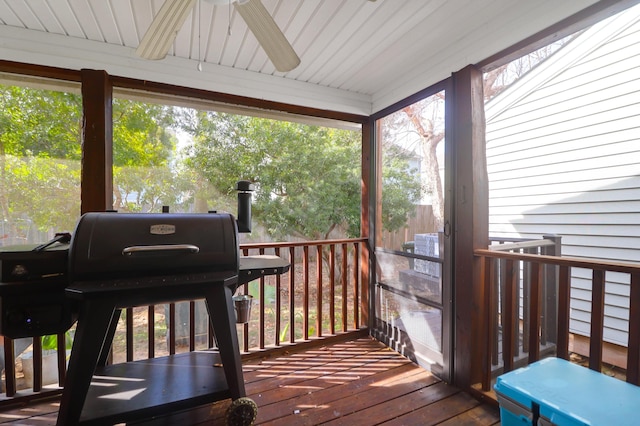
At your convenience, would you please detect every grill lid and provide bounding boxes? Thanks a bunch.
[69,212,239,282]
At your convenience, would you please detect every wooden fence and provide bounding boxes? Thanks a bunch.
[380,205,438,251]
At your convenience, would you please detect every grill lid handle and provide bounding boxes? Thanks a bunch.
[122,244,200,257]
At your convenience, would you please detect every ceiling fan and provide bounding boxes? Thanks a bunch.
[136,0,300,72]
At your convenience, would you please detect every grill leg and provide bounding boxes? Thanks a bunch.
[57,299,116,426]
[205,283,245,399]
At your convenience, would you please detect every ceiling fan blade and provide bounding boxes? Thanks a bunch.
[234,0,300,72]
[136,0,196,60]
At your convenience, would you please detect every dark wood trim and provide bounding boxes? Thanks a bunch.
[477,0,640,72]
[0,60,365,126]
[0,60,81,83]
[80,69,113,213]
[373,119,384,250]
[371,80,449,120]
[369,117,382,337]
[441,76,454,383]
[360,119,372,238]
[110,76,367,125]
[361,118,372,329]
[451,65,489,388]
[475,248,640,274]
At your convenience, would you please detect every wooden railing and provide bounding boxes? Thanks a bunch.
[238,239,367,351]
[485,236,561,374]
[0,238,369,404]
[475,246,640,392]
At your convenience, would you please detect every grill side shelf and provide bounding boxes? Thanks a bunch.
[238,255,290,285]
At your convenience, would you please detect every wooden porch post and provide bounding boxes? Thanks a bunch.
[451,65,489,388]
[361,118,372,329]
[80,69,113,213]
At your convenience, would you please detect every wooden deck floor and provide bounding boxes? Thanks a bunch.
[0,337,500,425]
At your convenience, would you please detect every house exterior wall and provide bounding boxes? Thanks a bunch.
[485,5,640,347]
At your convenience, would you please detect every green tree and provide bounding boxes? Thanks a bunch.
[0,87,185,241]
[0,86,83,238]
[111,99,186,212]
[112,100,175,167]
[0,86,82,159]
[182,111,421,241]
[380,144,423,231]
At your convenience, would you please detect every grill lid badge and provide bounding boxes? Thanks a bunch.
[150,224,176,235]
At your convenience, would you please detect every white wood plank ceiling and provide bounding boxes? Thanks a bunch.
[0,0,608,115]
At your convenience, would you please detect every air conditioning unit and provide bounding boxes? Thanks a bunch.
[413,233,440,278]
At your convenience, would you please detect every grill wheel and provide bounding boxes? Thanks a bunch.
[226,397,258,426]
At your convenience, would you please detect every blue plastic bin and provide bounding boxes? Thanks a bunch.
[494,357,640,425]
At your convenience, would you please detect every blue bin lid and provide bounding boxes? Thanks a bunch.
[495,357,640,426]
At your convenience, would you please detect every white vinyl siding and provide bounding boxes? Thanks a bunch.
[486,5,640,347]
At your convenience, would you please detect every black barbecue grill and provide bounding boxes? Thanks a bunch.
[54,210,289,425]
[58,212,240,425]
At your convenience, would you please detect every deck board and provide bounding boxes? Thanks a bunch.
[0,337,500,425]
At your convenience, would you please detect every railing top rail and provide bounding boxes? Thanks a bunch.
[489,239,556,252]
[240,237,367,250]
[475,248,640,275]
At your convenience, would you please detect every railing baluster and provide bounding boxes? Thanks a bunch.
[242,248,250,352]
[57,331,67,385]
[289,246,296,344]
[316,245,323,338]
[627,272,640,385]
[189,301,196,352]
[528,262,542,363]
[513,259,521,359]
[329,244,336,335]
[243,276,250,351]
[498,258,507,365]
[168,303,176,355]
[543,236,562,345]
[33,336,42,392]
[4,339,16,396]
[303,245,310,340]
[556,265,571,360]
[490,258,499,367]
[259,247,265,349]
[353,242,360,329]
[275,247,282,347]
[126,307,134,361]
[503,259,516,373]
[491,258,499,367]
[341,243,348,332]
[481,256,494,391]
[522,249,532,354]
[589,269,605,372]
[148,305,155,358]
